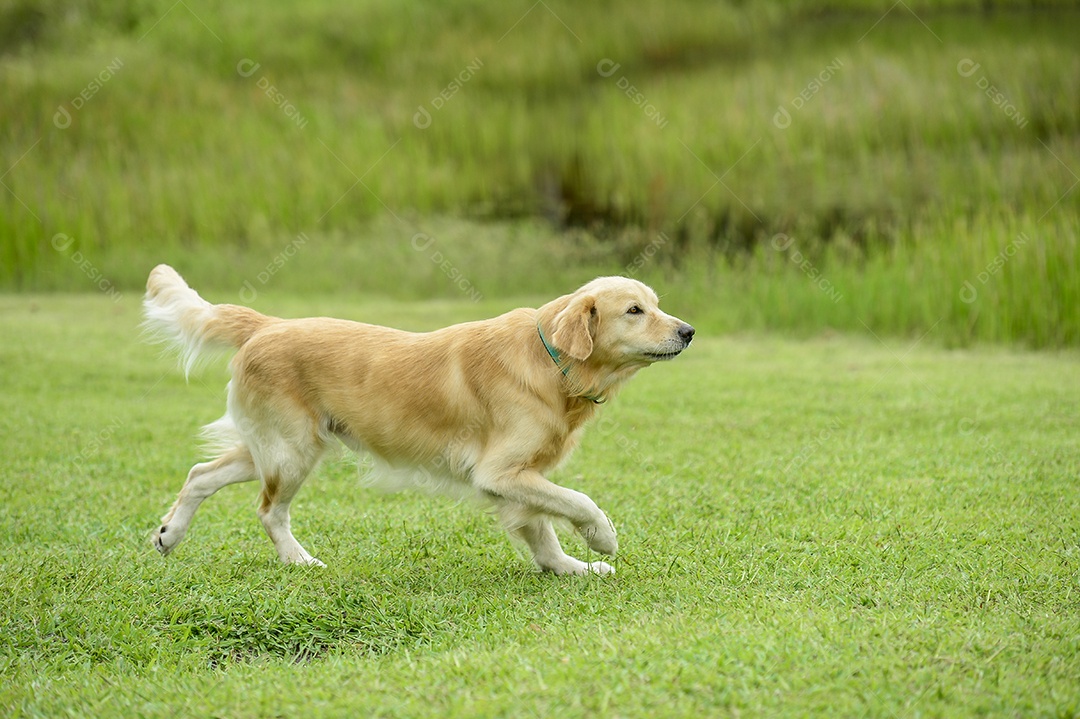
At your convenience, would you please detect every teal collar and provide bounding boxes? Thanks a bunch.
[537,323,605,404]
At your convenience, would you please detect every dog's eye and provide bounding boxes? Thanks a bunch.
[627,305,642,315]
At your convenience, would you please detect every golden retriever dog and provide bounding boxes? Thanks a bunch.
[143,265,694,575]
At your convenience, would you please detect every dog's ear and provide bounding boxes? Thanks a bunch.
[551,294,597,361]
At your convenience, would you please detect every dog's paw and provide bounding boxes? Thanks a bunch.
[280,551,327,567]
[152,522,182,556]
[577,514,618,556]
[542,556,615,576]
[585,560,615,576]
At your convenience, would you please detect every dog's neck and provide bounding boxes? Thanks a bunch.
[536,323,606,404]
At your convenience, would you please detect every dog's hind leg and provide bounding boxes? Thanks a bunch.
[255,443,326,567]
[511,516,615,576]
[153,446,256,556]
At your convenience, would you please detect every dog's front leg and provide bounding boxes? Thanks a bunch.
[511,516,615,576]
[478,467,617,556]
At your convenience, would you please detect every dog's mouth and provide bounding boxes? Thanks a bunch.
[643,348,684,361]
[642,335,692,362]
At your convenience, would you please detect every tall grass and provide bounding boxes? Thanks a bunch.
[0,0,1077,346]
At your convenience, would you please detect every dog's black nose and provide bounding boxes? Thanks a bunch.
[678,324,695,343]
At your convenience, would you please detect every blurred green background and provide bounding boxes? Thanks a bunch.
[1,0,1077,345]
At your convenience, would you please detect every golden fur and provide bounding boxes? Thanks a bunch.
[143,264,694,575]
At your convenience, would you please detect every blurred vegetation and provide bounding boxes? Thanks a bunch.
[0,0,1077,346]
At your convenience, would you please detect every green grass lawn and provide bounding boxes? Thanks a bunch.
[1,292,1078,717]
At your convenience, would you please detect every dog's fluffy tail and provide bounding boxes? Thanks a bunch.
[142,264,276,376]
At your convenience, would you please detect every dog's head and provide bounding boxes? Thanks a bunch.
[543,277,694,368]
